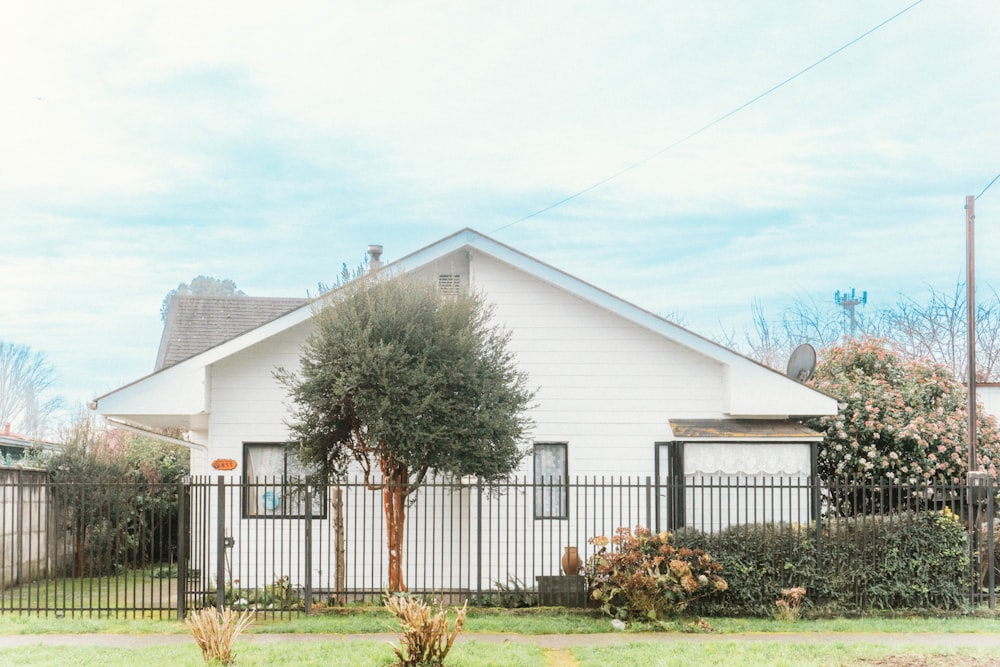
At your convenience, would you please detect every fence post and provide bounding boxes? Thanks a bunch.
[216,475,226,613]
[988,475,996,610]
[476,477,483,606]
[304,482,313,614]
[813,474,822,576]
[645,477,652,531]
[177,477,188,619]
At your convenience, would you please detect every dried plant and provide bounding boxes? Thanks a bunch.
[185,606,255,665]
[384,593,467,666]
[774,587,807,622]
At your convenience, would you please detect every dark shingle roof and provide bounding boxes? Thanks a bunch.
[155,295,310,371]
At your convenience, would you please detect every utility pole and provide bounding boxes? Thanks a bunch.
[835,288,867,338]
[967,194,978,472]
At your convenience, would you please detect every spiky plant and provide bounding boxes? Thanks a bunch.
[185,607,255,665]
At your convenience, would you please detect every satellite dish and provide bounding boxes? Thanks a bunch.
[786,344,817,383]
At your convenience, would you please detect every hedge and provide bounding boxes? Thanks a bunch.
[671,509,970,616]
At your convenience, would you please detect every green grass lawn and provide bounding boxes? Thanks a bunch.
[3,638,1000,667]
[2,609,1000,666]
[0,569,179,617]
[2,607,1000,636]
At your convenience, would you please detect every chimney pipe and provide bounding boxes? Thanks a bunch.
[3,423,10,436]
[367,244,383,274]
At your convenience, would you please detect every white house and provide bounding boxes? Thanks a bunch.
[94,229,838,596]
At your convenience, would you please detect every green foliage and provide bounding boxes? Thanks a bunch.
[480,577,538,609]
[277,274,535,484]
[673,509,970,616]
[674,524,816,617]
[34,414,190,577]
[215,575,304,611]
[585,527,728,622]
[807,338,1000,494]
[161,275,245,321]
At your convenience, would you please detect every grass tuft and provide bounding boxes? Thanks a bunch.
[184,607,255,665]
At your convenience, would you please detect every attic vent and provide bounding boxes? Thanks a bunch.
[438,274,461,297]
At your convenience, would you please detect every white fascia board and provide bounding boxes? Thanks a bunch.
[95,302,317,416]
[97,362,208,417]
[724,362,838,417]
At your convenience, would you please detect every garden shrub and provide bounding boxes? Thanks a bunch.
[673,508,969,616]
[673,523,817,617]
[585,526,727,622]
[822,508,969,610]
[185,607,255,666]
[384,592,467,667]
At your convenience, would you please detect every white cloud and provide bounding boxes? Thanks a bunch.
[1,0,999,411]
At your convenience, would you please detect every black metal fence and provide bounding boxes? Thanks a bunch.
[1,473,996,618]
[0,470,181,618]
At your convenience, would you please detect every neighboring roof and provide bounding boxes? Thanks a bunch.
[0,423,58,457]
[155,295,310,370]
[670,419,823,441]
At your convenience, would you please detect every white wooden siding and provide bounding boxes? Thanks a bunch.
[189,248,823,591]
[469,252,724,478]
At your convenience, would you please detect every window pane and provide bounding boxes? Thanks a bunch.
[245,444,285,516]
[244,443,326,519]
[534,443,567,519]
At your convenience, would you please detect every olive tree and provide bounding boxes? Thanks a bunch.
[277,274,534,591]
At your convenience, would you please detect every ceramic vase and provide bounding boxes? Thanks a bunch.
[561,546,583,576]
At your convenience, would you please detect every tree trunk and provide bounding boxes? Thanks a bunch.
[333,487,346,605]
[382,461,409,592]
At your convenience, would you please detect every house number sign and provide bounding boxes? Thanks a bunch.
[211,458,238,471]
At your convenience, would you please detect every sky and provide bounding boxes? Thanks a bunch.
[1,0,999,425]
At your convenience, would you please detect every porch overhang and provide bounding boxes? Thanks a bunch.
[669,419,824,442]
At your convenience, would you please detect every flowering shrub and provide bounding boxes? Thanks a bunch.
[807,338,1000,496]
[585,527,727,621]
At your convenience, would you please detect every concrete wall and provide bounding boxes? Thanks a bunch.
[0,467,51,588]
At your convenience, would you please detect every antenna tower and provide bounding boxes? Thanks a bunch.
[835,288,867,338]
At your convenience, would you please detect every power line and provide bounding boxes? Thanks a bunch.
[977,173,1000,201]
[492,0,927,233]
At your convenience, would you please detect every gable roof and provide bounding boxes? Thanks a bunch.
[155,295,310,370]
[95,228,837,425]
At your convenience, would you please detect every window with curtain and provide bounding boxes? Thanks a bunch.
[243,443,326,519]
[533,442,568,519]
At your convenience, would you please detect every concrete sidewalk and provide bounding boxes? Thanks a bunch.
[1,632,1000,650]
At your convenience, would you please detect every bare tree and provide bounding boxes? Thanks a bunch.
[719,297,861,371]
[724,282,1000,382]
[0,341,63,437]
[874,282,1000,382]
